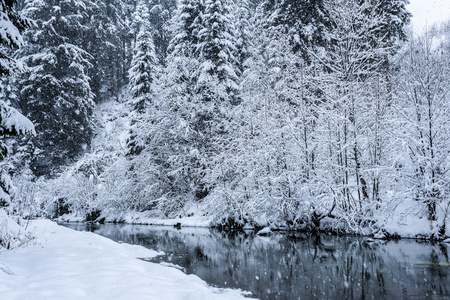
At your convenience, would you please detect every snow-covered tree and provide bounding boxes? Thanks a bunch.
[129,0,176,64]
[83,0,128,102]
[127,0,160,156]
[206,18,329,227]
[299,0,399,219]
[0,0,34,207]
[128,1,159,113]
[114,0,205,215]
[174,0,240,200]
[0,0,32,77]
[261,0,333,57]
[196,0,239,103]
[363,0,411,53]
[126,0,243,215]
[233,0,253,76]
[394,29,450,227]
[156,0,205,202]
[18,0,94,177]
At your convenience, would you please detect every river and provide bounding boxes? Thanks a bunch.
[61,223,450,300]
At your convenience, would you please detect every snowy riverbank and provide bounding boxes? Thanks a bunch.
[58,210,214,228]
[0,219,247,299]
[56,207,450,241]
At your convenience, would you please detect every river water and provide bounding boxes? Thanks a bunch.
[62,223,450,300]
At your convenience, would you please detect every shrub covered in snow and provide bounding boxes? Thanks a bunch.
[0,209,34,250]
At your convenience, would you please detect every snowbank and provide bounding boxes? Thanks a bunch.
[58,209,215,228]
[376,199,450,239]
[111,211,214,227]
[0,219,247,299]
[0,210,34,249]
[256,227,272,236]
[56,206,450,240]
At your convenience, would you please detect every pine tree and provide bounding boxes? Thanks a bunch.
[233,0,253,76]
[84,0,127,102]
[0,0,34,207]
[261,0,333,57]
[161,0,204,116]
[115,0,205,216]
[129,0,242,213]
[129,0,177,64]
[365,0,411,51]
[167,0,203,58]
[196,0,239,103]
[157,0,205,203]
[18,0,94,176]
[127,0,160,156]
[0,0,32,77]
[129,1,159,113]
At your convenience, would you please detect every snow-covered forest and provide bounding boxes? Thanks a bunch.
[1,0,450,241]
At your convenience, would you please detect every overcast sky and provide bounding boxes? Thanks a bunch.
[408,0,450,31]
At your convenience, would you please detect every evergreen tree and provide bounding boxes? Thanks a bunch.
[84,0,128,102]
[233,0,253,76]
[167,0,203,58]
[19,0,94,176]
[364,0,411,51]
[127,0,159,156]
[114,0,205,216]
[196,0,239,103]
[158,0,205,202]
[0,0,34,207]
[128,1,159,113]
[261,0,333,57]
[128,0,242,214]
[184,0,240,200]
[0,0,32,77]
[130,0,177,64]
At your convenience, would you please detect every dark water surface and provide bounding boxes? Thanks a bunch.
[61,223,450,300]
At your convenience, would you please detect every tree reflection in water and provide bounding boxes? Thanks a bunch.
[63,223,450,300]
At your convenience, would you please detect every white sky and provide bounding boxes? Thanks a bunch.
[407,0,450,31]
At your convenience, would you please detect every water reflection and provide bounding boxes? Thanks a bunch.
[62,223,450,300]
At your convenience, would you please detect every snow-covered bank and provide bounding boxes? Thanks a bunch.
[0,219,247,299]
[57,206,450,241]
[23,97,449,242]
[58,210,214,228]
[0,210,34,250]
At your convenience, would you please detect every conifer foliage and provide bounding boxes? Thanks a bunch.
[196,0,239,103]
[165,0,241,201]
[0,0,34,207]
[128,0,159,114]
[6,0,450,238]
[19,0,95,176]
[84,0,128,102]
[262,0,333,56]
[127,0,159,156]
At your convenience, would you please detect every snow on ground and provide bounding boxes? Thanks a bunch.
[57,200,217,228]
[0,220,248,300]
[0,210,34,249]
[256,227,272,236]
[119,212,213,227]
[91,97,131,153]
[378,198,449,238]
[58,211,214,227]
[57,203,450,239]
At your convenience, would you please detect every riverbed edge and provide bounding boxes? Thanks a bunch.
[55,211,450,242]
